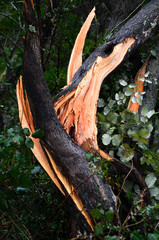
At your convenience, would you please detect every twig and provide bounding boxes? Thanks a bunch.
[0,31,23,53]
[0,13,24,30]
[108,0,146,36]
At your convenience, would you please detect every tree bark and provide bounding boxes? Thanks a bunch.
[22,0,159,236]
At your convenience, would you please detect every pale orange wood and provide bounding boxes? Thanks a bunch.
[17,77,94,230]
[16,77,65,195]
[55,38,135,153]
[127,57,149,112]
[67,7,96,85]
[45,148,94,231]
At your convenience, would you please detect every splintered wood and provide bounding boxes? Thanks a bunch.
[16,76,65,195]
[16,76,94,231]
[54,38,135,152]
[67,7,95,85]
[127,57,149,112]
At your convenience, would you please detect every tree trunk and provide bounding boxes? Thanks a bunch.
[22,0,159,237]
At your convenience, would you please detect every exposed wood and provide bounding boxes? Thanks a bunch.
[16,76,65,196]
[19,0,159,235]
[127,57,149,112]
[22,0,116,233]
[55,38,135,152]
[54,0,159,103]
[67,7,95,85]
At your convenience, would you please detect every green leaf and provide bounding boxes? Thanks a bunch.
[106,112,118,124]
[23,128,30,136]
[85,152,94,161]
[104,236,119,240]
[139,128,150,139]
[94,223,104,237]
[29,24,36,33]
[130,231,146,240]
[141,107,148,116]
[145,173,157,188]
[140,116,148,123]
[129,83,136,88]
[150,187,159,197]
[124,87,133,96]
[4,139,11,147]
[112,134,122,147]
[148,232,159,240]
[7,128,15,136]
[136,95,143,105]
[119,79,127,86]
[32,129,44,139]
[31,166,41,174]
[97,113,105,122]
[25,137,34,148]
[103,106,111,115]
[150,49,157,57]
[12,135,24,144]
[91,209,103,218]
[147,110,155,118]
[131,96,136,103]
[105,209,114,222]
[139,77,145,82]
[108,99,116,108]
[102,134,112,145]
[115,93,119,101]
[98,98,105,107]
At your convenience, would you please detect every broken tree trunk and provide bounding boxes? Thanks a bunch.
[20,0,159,236]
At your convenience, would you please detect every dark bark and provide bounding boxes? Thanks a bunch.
[23,0,116,234]
[22,0,159,236]
[54,0,159,102]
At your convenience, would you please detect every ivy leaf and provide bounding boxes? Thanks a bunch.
[139,77,145,82]
[145,173,157,188]
[112,134,122,146]
[150,187,159,197]
[105,208,114,222]
[124,86,133,96]
[12,136,24,145]
[103,106,111,115]
[145,71,150,77]
[102,134,112,145]
[135,92,140,97]
[23,128,30,136]
[131,96,136,103]
[25,137,34,148]
[119,79,127,86]
[148,233,159,240]
[31,166,41,174]
[115,93,119,101]
[98,98,105,107]
[141,107,148,116]
[139,128,150,139]
[147,110,155,118]
[103,236,119,240]
[129,83,136,88]
[94,224,104,237]
[97,113,105,122]
[150,49,157,57]
[136,95,143,105]
[91,209,103,218]
[106,113,118,124]
[32,129,44,139]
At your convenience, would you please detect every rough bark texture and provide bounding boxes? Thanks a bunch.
[23,0,116,234]
[22,0,159,236]
[54,0,159,102]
